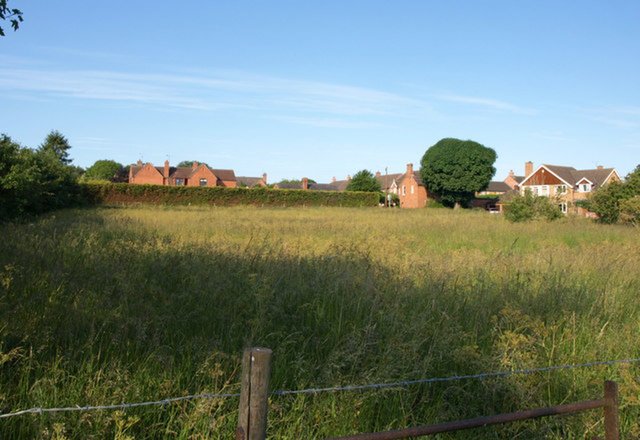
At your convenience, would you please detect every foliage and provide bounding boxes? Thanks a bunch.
[420,138,497,207]
[2,207,640,438]
[0,133,81,220]
[0,0,23,37]
[504,191,563,222]
[83,160,124,182]
[588,166,640,224]
[82,182,378,207]
[177,160,209,168]
[620,196,640,226]
[39,130,73,165]
[277,178,317,186]
[346,169,381,192]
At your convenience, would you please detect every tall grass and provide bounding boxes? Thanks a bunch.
[1,206,639,439]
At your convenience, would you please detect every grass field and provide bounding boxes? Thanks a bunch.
[1,206,640,439]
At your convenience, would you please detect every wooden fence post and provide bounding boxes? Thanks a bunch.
[603,380,619,440]
[236,347,273,440]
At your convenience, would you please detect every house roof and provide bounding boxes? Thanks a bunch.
[397,171,424,186]
[237,176,264,187]
[375,173,403,190]
[521,164,617,188]
[211,169,236,181]
[484,181,512,193]
[309,183,340,191]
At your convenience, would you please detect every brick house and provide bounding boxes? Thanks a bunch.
[128,160,238,187]
[518,162,621,214]
[397,163,429,208]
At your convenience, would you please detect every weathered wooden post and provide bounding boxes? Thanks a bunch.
[236,347,273,440]
[603,380,619,440]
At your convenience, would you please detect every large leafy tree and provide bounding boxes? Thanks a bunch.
[39,130,73,165]
[420,138,496,207]
[0,0,23,36]
[84,160,124,181]
[589,165,640,224]
[346,169,381,192]
[177,160,209,168]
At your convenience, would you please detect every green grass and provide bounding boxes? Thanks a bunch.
[1,206,640,439]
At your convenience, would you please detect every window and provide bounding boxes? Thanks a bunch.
[199,178,208,187]
[558,203,568,214]
[557,185,566,194]
[581,184,590,192]
[175,178,185,186]
[533,186,539,195]
[402,185,406,196]
[410,185,415,194]
[541,185,549,196]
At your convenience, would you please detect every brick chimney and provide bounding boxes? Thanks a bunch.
[164,160,170,178]
[406,163,414,176]
[137,159,143,166]
[331,176,337,183]
[509,170,515,177]
[262,173,268,184]
[597,165,604,170]
[375,171,382,178]
[347,175,351,180]
[302,177,309,190]
[525,161,533,177]
[192,161,199,170]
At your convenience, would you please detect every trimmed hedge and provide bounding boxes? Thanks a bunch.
[81,182,379,208]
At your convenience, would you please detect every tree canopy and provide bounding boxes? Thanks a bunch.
[177,160,209,168]
[0,0,23,37]
[589,165,640,224]
[420,138,496,207]
[84,160,124,181]
[39,130,73,165]
[346,170,381,192]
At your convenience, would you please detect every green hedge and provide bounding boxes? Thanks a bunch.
[81,182,379,207]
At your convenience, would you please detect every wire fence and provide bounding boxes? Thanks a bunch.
[2,357,639,420]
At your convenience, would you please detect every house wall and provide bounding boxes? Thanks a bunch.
[399,176,428,208]
[130,165,164,185]
[504,175,520,190]
[186,167,218,187]
[218,179,238,188]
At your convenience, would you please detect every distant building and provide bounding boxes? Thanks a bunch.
[397,163,430,208]
[128,160,237,187]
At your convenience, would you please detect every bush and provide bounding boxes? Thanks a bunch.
[504,192,563,222]
[620,196,640,226]
[81,182,379,208]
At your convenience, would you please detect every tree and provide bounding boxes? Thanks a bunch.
[589,165,640,224]
[420,138,496,208]
[346,170,381,192]
[177,160,209,168]
[0,0,23,37]
[84,160,123,181]
[39,130,72,165]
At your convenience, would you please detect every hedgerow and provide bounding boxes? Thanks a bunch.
[81,182,379,207]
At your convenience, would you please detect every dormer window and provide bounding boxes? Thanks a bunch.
[199,178,208,187]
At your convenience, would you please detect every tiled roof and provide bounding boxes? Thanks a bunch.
[542,164,616,188]
[309,183,340,191]
[375,173,403,190]
[484,181,512,193]
[211,169,237,182]
[237,176,264,187]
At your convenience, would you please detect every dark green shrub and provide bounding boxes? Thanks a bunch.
[504,191,563,222]
[81,183,379,208]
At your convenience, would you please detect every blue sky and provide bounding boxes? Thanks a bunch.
[1,1,639,182]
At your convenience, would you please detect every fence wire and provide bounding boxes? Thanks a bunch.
[2,357,639,419]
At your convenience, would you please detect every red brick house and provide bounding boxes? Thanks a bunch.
[128,160,238,187]
[237,173,268,187]
[397,163,429,208]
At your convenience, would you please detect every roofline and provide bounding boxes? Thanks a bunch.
[576,177,594,185]
[519,165,573,187]
[604,169,620,184]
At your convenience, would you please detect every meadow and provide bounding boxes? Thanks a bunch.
[1,206,639,439]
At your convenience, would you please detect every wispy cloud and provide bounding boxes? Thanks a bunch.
[0,60,431,120]
[436,94,536,115]
[581,106,640,129]
[269,115,383,128]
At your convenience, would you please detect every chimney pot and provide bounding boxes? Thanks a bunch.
[375,171,382,178]
[262,173,267,184]
[597,165,604,170]
[331,176,337,183]
[302,177,309,190]
[192,161,199,170]
[137,159,143,166]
